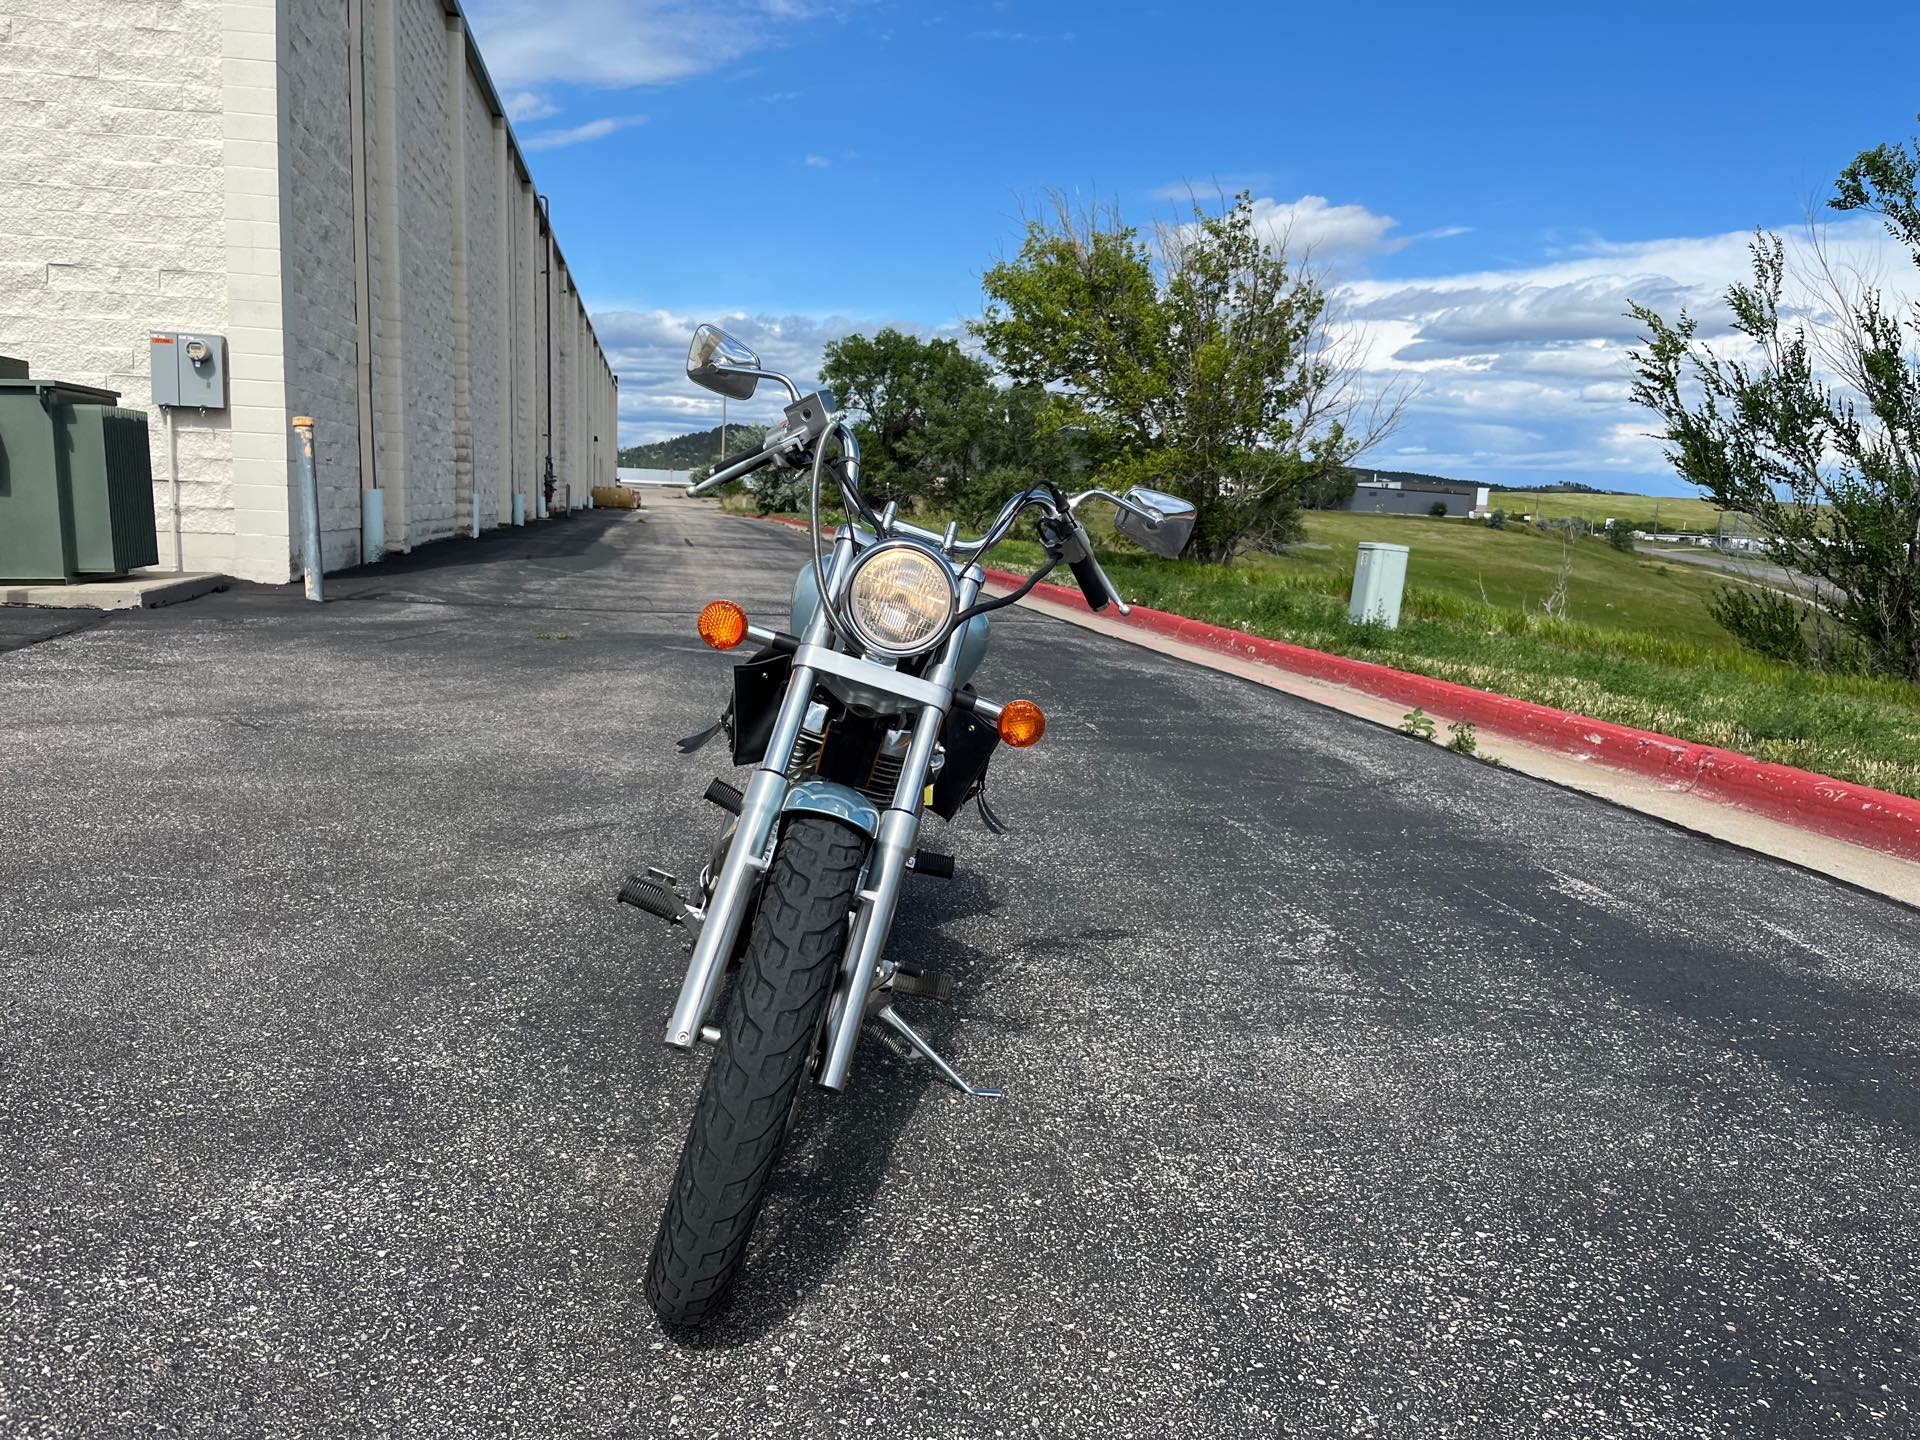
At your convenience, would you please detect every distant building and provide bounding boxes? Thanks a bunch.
[1342,475,1491,518]
[617,467,690,488]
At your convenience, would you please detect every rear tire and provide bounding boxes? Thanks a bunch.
[645,814,868,1328]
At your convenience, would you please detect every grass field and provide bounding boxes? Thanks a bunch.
[1494,490,1727,531]
[1291,512,1740,648]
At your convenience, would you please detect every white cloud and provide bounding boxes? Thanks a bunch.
[803,154,830,168]
[1332,217,1913,486]
[503,91,558,123]
[463,0,850,92]
[523,115,647,151]
[1158,193,1472,267]
[1243,195,1405,260]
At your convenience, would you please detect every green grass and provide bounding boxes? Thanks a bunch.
[1495,490,1727,531]
[725,493,1920,797]
[1290,512,1741,648]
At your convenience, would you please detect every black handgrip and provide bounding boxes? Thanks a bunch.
[1039,514,1113,612]
[1067,551,1113,611]
[704,777,744,814]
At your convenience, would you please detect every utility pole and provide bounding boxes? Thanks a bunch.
[721,396,727,463]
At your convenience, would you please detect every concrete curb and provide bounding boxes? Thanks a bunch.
[742,511,1920,864]
[1,571,228,611]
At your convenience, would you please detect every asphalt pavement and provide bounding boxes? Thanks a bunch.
[2,496,1917,1439]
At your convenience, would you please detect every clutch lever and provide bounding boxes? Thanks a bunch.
[1079,544,1131,617]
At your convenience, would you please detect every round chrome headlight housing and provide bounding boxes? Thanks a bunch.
[844,541,958,658]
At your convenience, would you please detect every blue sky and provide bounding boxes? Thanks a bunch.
[465,0,1920,494]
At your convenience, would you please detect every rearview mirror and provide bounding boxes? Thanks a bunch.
[1114,486,1196,559]
[687,324,762,401]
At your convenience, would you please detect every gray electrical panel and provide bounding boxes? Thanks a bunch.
[1349,541,1410,629]
[148,331,228,410]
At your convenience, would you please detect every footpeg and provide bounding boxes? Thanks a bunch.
[890,965,955,1005]
[704,777,744,815]
[618,867,704,931]
[909,849,955,879]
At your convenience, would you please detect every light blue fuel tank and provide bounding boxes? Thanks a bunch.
[791,563,990,690]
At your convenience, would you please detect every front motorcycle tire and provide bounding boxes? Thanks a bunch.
[645,814,868,1328]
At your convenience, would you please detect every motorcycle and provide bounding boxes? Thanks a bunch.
[628,324,1196,1328]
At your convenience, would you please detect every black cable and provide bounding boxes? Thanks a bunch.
[950,557,1059,629]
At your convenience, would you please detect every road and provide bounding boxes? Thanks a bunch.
[2,496,1916,1439]
[1644,544,1843,608]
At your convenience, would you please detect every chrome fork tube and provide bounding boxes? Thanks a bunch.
[817,565,984,1091]
[663,532,855,1050]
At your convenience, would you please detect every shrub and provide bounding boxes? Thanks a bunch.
[1429,500,1449,517]
[1708,584,1811,665]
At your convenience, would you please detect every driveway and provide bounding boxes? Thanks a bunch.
[2,496,1916,1438]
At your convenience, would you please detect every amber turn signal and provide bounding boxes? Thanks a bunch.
[998,699,1046,748]
[697,600,749,650]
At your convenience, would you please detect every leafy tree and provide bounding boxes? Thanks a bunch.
[1300,467,1359,510]
[819,329,996,508]
[973,192,1403,563]
[1629,122,1920,679]
[1605,520,1635,553]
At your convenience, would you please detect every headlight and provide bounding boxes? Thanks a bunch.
[844,542,957,657]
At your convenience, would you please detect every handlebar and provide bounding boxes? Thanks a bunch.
[686,436,788,496]
[686,415,1132,613]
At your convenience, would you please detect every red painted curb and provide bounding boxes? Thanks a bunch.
[744,512,1920,863]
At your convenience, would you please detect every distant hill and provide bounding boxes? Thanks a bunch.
[619,423,767,471]
[1487,479,1631,496]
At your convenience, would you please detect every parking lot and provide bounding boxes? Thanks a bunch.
[2,499,1916,1437]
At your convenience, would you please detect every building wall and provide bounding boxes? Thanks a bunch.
[394,0,455,544]
[0,0,617,583]
[0,0,293,579]
[1346,487,1474,518]
[459,57,503,534]
[282,0,364,572]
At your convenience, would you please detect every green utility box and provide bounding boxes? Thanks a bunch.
[0,378,158,583]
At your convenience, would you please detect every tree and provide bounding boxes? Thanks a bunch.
[973,192,1404,563]
[1428,500,1448,517]
[1629,123,1920,679]
[1606,520,1635,553]
[818,329,996,508]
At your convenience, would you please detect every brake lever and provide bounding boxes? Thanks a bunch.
[1082,547,1131,616]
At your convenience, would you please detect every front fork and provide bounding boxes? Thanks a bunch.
[663,547,986,1093]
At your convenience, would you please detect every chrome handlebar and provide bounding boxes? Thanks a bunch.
[682,366,1137,609]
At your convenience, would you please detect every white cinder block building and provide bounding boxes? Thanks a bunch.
[0,0,619,584]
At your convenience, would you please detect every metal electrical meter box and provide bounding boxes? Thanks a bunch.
[1349,541,1410,629]
[149,332,228,410]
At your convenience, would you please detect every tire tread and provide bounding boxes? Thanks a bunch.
[644,815,867,1327]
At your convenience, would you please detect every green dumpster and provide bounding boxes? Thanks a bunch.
[0,378,158,583]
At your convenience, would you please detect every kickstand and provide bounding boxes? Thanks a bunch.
[875,1004,1004,1098]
